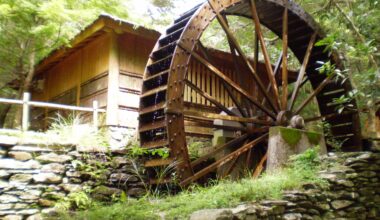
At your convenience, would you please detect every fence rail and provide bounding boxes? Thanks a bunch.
[0,92,106,131]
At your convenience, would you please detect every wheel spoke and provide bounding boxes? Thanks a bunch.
[223,15,252,118]
[289,33,317,111]
[294,71,336,115]
[304,110,356,123]
[208,0,279,113]
[191,134,249,168]
[179,42,276,119]
[254,32,259,71]
[197,42,248,118]
[184,79,243,119]
[281,3,288,110]
[183,110,273,125]
[249,0,281,109]
[262,52,283,105]
[182,133,268,185]
[252,152,267,178]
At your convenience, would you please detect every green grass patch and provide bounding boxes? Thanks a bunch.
[58,148,326,220]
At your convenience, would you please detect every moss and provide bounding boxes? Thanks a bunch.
[279,127,302,147]
[306,132,322,145]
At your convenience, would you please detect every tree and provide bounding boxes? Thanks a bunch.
[0,0,130,127]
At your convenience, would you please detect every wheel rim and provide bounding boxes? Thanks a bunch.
[139,0,362,186]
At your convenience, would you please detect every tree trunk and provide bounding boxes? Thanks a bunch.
[12,48,36,129]
[0,104,12,127]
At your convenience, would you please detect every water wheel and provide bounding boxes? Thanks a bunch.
[138,0,362,186]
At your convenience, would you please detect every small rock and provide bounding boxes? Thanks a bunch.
[65,171,81,177]
[16,209,39,215]
[0,180,10,189]
[33,173,62,184]
[36,153,72,163]
[112,156,130,167]
[8,151,33,161]
[190,209,233,220]
[38,199,55,207]
[93,185,122,197]
[0,148,7,156]
[109,173,138,183]
[41,163,65,174]
[0,159,41,169]
[0,170,10,178]
[13,203,30,209]
[0,195,18,203]
[26,214,43,220]
[0,204,13,210]
[330,200,354,210]
[9,174,33,184]
[336,179,354,187]
[42,192,66,200]
[0,135,18,146]
[283,213,302,220]
[60,184,82,193]
[127,187,146,197]
[2,215,23,220]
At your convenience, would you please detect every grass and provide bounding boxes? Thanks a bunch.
[58,147,327,220]
[0,113,109,147]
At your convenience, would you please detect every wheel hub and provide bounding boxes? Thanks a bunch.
[276,111,305,129]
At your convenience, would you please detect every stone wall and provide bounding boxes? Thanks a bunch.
[190,151,380,220]
[0,135,145,220]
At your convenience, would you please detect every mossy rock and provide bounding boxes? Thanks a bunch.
[279,127,302,147]
[306,132,322,145]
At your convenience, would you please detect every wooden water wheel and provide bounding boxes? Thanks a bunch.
[138,0,362,186]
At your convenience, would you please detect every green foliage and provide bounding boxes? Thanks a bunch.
[61,148,326,220]
[56,191,93,211]
[128,144,170,159]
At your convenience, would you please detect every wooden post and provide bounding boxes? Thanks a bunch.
[106,31,120,126]
[93,100,99,130]
[22,92,31,131]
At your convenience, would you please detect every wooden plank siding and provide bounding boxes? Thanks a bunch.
[117,33,156,128]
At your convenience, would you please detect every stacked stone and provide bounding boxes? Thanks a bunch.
[190,151,380,220]
[0,136,145,220]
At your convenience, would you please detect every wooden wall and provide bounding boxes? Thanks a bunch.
[31,34,110,128]
[117,33,157,128]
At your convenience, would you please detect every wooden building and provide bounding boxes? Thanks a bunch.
[30,14,297,138]
[31,15,160,129]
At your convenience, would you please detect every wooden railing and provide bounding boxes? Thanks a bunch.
[0,92,106,131]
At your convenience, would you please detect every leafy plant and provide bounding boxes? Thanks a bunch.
[55,191,93,211]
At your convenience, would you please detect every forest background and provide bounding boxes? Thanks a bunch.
[0,0,378,136]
